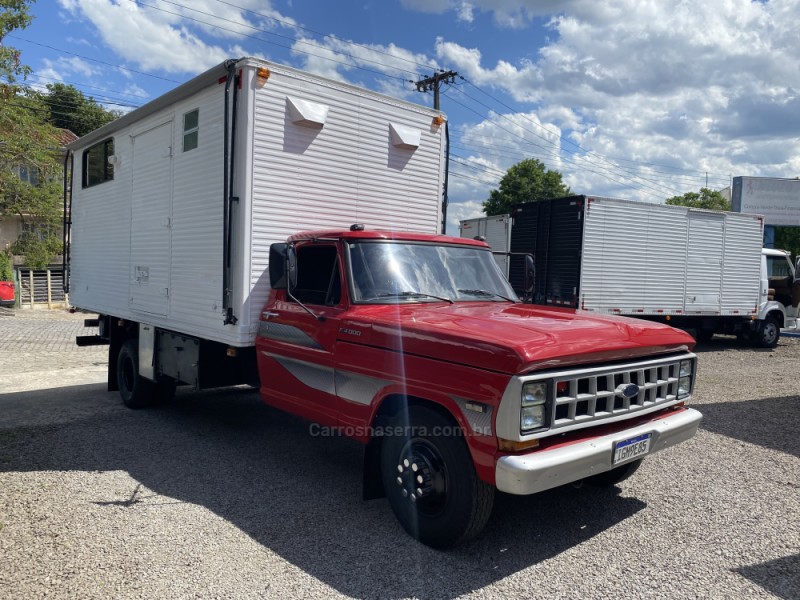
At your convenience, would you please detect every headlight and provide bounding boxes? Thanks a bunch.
[678,359,694,399]
[521,382,549,432]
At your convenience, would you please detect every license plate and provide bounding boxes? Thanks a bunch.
[613,433,652,465]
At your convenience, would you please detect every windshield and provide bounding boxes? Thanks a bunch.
[347,241,518,303]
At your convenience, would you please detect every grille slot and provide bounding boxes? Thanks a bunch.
[551,361,680,430]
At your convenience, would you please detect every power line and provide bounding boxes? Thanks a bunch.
[7,35,183,84]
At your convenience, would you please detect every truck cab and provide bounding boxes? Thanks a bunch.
[758,248,800,342]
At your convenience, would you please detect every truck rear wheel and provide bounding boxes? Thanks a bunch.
[117,339,174,408]
[380,406,494,549]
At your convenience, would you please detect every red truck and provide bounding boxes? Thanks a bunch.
[252,227,702,547]
[64,59,701,548]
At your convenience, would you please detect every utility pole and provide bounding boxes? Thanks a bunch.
[415,71,458,235]
[415,70,458,110]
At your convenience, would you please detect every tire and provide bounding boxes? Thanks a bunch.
[754,316,780,349]
[585,459,642,486]
[695,328,714,343]
[380,406,494,549]
[117,339,156,409]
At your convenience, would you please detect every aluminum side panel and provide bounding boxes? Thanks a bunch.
[69,79,252,345]
[580,199,689,313]
[247,66,445,331]
[720,214,762,314]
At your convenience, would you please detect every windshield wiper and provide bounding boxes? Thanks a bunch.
[457,289,515,302]
[373,291,454,304]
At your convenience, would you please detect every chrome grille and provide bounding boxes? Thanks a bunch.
[548,358,685,431]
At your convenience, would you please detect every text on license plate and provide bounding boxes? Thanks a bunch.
[613,433,652,465]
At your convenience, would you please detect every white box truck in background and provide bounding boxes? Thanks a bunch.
[497,196,798,347]
[459,214,511,276]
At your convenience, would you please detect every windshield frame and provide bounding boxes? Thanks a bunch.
[344,239,519,305]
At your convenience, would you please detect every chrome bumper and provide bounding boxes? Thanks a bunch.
[495,408,703,495]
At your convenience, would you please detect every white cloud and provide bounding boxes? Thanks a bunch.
[55,0,299,74]
[37,56,100,84]
[445,199,484,236]
[291,35,438,84]
[426,0,800,199]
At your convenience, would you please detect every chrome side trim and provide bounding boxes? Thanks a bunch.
[258,322,322,349]
[335,371,390,406]
[264,352,388,405]
[268,353,335,395]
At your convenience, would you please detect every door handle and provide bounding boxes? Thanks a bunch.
[262,311,280,319]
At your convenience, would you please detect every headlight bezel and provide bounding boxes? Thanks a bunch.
[520,381,551,434]
[678,358,694,399]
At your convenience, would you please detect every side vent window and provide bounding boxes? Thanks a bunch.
[183,109,199,152]
[82,138,114,188]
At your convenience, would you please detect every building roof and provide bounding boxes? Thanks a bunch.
[57,129,79,147]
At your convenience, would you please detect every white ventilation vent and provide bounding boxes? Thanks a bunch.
[286,96,329,128]
[389,123,420,149]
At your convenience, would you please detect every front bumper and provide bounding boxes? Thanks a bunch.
[495,407,702,495]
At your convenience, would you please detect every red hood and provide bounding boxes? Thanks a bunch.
[341,302,694,374]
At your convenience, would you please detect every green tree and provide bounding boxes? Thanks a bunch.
[1,0,64,268]
[43,83,120,137]
[0,250,13,281]
[774,227,800,260]
[665,187,731,211]
[483,158,571,216]
[0,0,33,83]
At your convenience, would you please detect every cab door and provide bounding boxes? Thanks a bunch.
[256,243,344,426]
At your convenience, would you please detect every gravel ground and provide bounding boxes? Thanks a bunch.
[0,310,798,599]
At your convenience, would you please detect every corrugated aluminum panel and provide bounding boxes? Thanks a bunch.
[581,198,690,314]
[246,63,445,331]
[70,80,244,345]
[685,212,724,313]
[129,120,173,317]
[69,59,445,346]
[720,213,762,314]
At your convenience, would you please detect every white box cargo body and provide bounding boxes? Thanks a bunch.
[505,196,793,345]
[458,214,512,276]
[579,197,763,316]
[66,58,447,346]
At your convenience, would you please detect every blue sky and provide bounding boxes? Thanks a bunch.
[9,0,800,234]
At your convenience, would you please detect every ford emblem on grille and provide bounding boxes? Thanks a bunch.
[617,383,640,398]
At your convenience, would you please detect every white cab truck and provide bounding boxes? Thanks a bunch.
[464,196,797,347]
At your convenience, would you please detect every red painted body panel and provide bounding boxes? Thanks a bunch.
[0,281,14,306]
[338,302,693,375]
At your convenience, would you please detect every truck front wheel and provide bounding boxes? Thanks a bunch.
[755,316,780,349]
[380,406,494,549]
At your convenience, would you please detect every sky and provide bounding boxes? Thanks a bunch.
[8,0,800,235]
